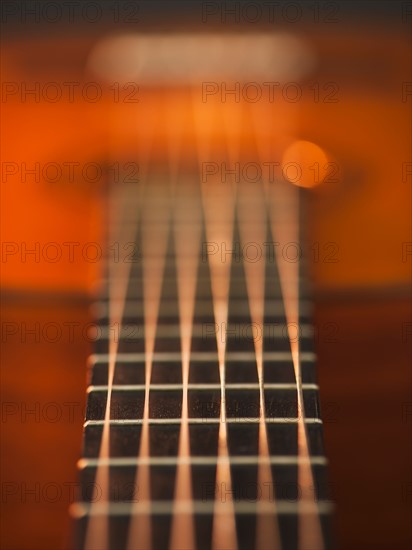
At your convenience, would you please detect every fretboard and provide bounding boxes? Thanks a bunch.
[71,174,334,550]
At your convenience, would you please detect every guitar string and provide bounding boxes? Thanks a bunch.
[84,179,142,550]
[237,178,282,550]
[192,94,238,550]
[237,103,283,550]
[122,96,162,550]
[222,100,281,549]
[250,97,323,550]
[84,92,158,548]
[126,182,170,550]
[169,90,200,550]
[268,179,324,550]
[169,190,201,550]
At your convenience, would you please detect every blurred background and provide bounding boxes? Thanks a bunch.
[1,1,411,549]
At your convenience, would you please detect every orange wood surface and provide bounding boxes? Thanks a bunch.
[1,296,410,550]
[1,29,411,292]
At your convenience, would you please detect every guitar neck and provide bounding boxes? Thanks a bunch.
[71,172,334,550]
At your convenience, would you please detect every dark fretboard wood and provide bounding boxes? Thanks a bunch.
[71,176,334,550]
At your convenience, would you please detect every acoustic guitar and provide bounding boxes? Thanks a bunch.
[1,3,410,550]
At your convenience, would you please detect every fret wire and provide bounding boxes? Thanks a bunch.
[89,351,317,364]
[87,383,320,392]
[84,418,324,426]
[95,299,312,313]
[98,276,304,285]
[78,456,328,468]
[94,323,314,339]
[72,501,334,518]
